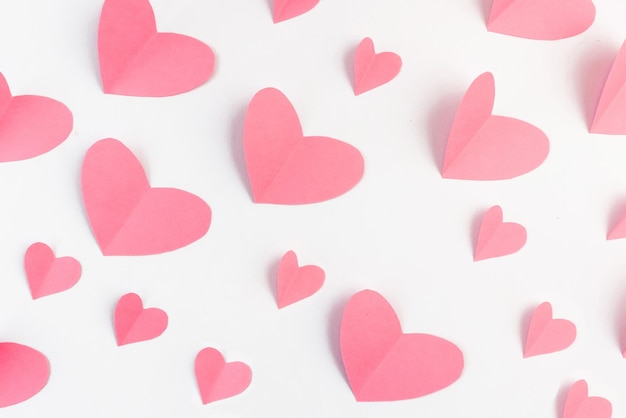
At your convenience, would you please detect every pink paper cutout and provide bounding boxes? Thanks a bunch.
[563,380,612,418]
[607,207,626,240]
[487,0,595,40]
[98,0,214,97]
[195,347,252,404]
[524,302,576,358]
[24,242,82,299]
[81,138,212,256]
[114,293,168,346]
[243,88,364,204]
[0,342,50,408]
[474,205,526,261]
[276,250,325,308]
[591,40,626,135]
[340,290,464,402]
[0,73,72,162]
[353,37,402,96]
[273,0,319,23]
[442,72,549,180]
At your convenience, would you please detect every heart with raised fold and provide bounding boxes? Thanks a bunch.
[24,242,82,299]
[353,37,402,95]
[474,205,526,261]
[562,380,611,418]
[523,302,576,357]
[195,347,252,404]
[276,250,325,308]
[114,293,168,346]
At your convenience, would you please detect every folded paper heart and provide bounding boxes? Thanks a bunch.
[442,72,549,180]
[195,347,252,404]
[353,37,402,95]
[24,242,82,299]
[0,342,50,408]
[98,0,214,96]
[562,380,611,418]
[276,250,325,308]
[0,72,72,162]
[81,138,212,256]
[114,293,168,346]
[243,88,364,204]
[340,289,464,402]
[273,0,319,23]
[487,0,595,40]
[524,302,576,358]
[474,205,526,261]
[591,40,626,135]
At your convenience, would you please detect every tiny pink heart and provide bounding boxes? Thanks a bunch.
[24,242,82,299]
[273,0,319,23]
[591,40,626,135]
[276,250,325,308]
[195,347,252,404]
[114,293,168,346]
[524,302,576,358]
[562,380,611,418]
[474,205,526,261]
[353,37,402,95]
[0,342,50,408]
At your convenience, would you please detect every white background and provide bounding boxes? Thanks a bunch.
[0,0,626,417]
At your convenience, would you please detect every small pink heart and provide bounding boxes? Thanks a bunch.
[243,88,364,204]
[562,380,611,418]
[276,250,325,308]
[0,342,50,408]
[340,290,464,402]
[487,0,595,40]
[443,72,549,180]
[98,0,214,97]
[0,73,72,162]
[524,302,576,358]
[195,347,252,404]
[591,40,626,135]
[81,138,212,256]
[114,293,168,346]
[273,0,319,23]
[24,242,82,299]
[474,205,526,261]
[353,37,402,95]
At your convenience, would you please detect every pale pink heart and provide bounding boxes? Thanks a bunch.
[273,0,319,23]
[591,40,626,134]
[524,302,576,358]
[24,242,82,299]
[81,138,212,256]
[0,342,50,408]
[195,347,252,404]
[243,88,364,204]
[0,72,72,162]
[114,293,168,346]
[474,205,526,261]
[276,250,325,308]
[442,72,549,180]
[98,0,214,97]
[353,37,402,95]
[487,0,595,40]
[562,380,611,418]
[340,290,464,402]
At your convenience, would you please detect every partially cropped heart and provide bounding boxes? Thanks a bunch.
[442,72,549,180]
[563,380,611,418]
[524,302,576,358]
[0,342,50,408]
[0,73,72,162]
[24,242,82,299]
[114,293,168,346]
[591,40,626,135]
[243,88,364,204]
[276,250,325,308]
[353,37,402,95]
[487,0,595,40]
[98,0,214,96]
[273,0,319,23]
[195,347,252,404]
[340,290,464,402]
[81,138,212,256]
[474,205,526,261]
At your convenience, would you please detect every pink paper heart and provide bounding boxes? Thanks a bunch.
[0,342,50,408]
[591,40,626,135]
[340,290,464,402]
[276,250,325,308]
[114,293,168,346]
[524,302,576,358]
[81,138,212,256]
[273,0,319,23]
[243,88,364,204]
[487,0,595,40]
[353,37,402,95]
[0,73,72,162]
[474,205,526,261]
[563,380,611,418]
[98,0,214,97]
[195,347,252,404]
[442,72,549,180]
[24,242,82,299]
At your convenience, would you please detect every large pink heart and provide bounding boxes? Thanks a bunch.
[24,242,82,299]
[81,138,212,256]
[563,380,611,418]
[276,250,325,308]
[195,347,252,404]
[98,0,214,97]
[243,88,364,204]
[114,293,168,346]
[340,290,464,402]
[353,37,402,95]
[273,0,319,23]
[0,342,50,408]
[524,302,576,358]
[443,72,549,180]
